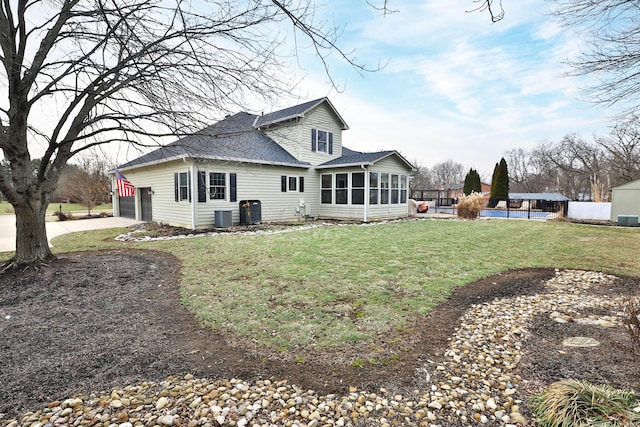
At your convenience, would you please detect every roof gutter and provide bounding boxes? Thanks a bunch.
[315,161,374,170]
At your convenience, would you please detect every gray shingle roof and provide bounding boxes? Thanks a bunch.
[118,112,310,169]
[509,192,570,201]
[117,99,410,172]
[316,149,398,168]
[253,97,349,130]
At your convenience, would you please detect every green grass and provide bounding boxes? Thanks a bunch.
[0,201,112,215]
[5,219,640,351]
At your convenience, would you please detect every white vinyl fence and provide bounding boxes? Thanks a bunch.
[567,202,611,221]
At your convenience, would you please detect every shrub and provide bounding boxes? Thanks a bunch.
[456,192,485,219]
[532,379,640,427]
[53,210,72,221]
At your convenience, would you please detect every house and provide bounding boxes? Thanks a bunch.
[610,179,640,224]
[111,98,415,228]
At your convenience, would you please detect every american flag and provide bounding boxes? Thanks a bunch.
[115,169,135,197]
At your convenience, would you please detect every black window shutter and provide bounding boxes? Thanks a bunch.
[230,173,237,202]
[328,132,333,154]
[281,175,287,192]
[174,173,179,202]
[311,129,316,152]
[197,171,206,203]
[299,176,304,192]
[188,170,192,202]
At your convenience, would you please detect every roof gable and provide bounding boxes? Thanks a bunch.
[253,97,349,130]
[612,178,640,190]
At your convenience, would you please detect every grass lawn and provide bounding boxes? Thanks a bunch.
[0,200,112,215]
[4,219,640,351]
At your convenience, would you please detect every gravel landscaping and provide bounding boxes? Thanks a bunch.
[1,250,639,426]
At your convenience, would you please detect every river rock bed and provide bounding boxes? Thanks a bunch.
[4,269,637,427]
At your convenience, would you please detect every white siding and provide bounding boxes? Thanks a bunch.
[114,161,195,228]
[192,162,312,227]
[315,155,412,221]
[264,102,344,165]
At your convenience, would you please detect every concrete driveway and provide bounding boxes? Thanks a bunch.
[0,215,140,253]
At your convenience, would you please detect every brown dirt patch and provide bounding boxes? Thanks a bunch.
[1,250,639,421]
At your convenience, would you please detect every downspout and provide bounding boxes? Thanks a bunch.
[191,163,197,230]
[111,174,119,217]
[184,157,197,230]
[362,164,368,222]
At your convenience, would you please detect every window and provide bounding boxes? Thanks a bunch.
[174,171,190,202]
[380,173,389,204]
[209,172,226,200]
[311,129,334,154]
[369,172,378,204]
[391,174,399,204]
[321,174,332,204]
[281,175,304,192]
[352,172,365,205]
[335,173,348,204]
[317,130,327,153]
[197,171,207,203]
[400,175,407,203]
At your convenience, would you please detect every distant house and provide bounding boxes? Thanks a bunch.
[610,179,640,223]
[112,98,414,228]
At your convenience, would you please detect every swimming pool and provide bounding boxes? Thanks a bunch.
[434,207,555,219]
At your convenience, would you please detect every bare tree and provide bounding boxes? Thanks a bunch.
[469,0,504,22]
[550,1,640,117]
[57,155,112,216]
[505,148,534,193]
[506,147,558,194]
[596,118,640,186]
[431,160,465,187]
[409,160,433,192]
[478,1,640,117]
[0,0,379,265]
[532,135,610,201]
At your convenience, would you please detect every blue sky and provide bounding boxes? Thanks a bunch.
[282,0,617,179]
[9,0,618,181]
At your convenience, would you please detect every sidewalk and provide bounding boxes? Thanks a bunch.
[0,215,141,253]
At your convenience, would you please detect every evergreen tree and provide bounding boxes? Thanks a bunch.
[489,162,500,207]
[495,157,510,200]
[471,169,481,194]
[490,158,509,207]
[463,168,482,195]
[463,169,474,195]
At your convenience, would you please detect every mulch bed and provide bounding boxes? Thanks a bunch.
[1,250,639,421]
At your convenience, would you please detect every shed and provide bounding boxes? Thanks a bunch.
[610,179,640,222]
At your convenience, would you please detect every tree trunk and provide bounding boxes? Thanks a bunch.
[13,201,54,264]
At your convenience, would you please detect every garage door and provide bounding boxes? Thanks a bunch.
[118,196,135,219]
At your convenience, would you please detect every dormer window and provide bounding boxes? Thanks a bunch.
[317,130,327,152]
[311,128,333,154]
